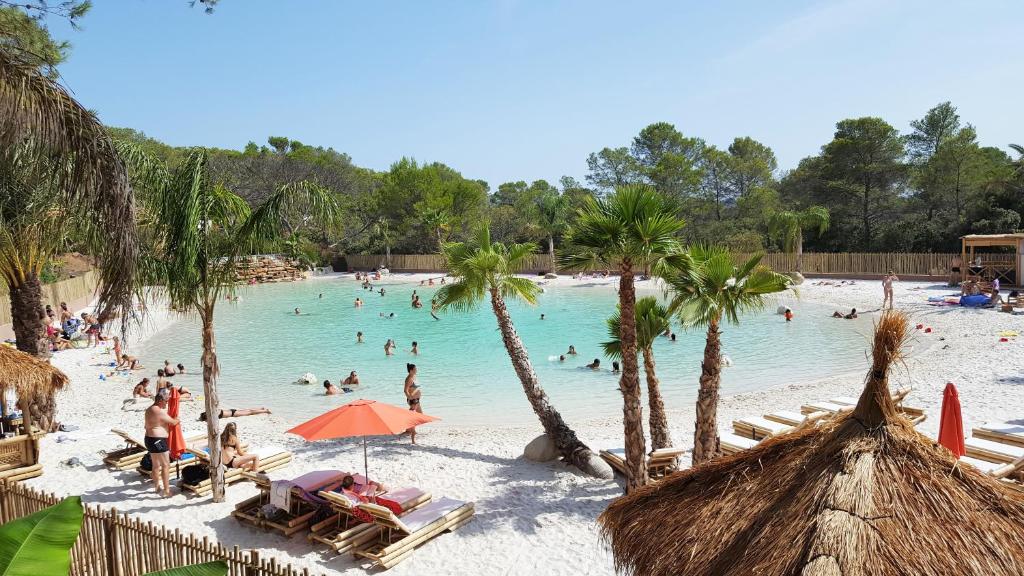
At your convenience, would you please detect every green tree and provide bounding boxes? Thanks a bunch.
[768,206,830,274]
[435,227,611,479]
[585,147,641,192]
[534,185,569,272]
[0,4,77,78]
[820,117,907,249]
[631,122,704,202]
[907,101,960,161]
[602,297,673,451]
[563,185,684,492]
[131,146,338,502]
[726,136,777,200]
[660,246,791,465]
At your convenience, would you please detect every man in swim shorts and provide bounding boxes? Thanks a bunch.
[144,390,178,497]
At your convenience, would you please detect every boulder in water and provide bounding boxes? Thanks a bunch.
[524,434,559,462]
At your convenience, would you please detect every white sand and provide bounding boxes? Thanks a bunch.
[28,275,1024,575]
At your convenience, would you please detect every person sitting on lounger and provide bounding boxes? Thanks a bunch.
[221,423,259,471]
[199,407,271,421]
[340,474,384,502]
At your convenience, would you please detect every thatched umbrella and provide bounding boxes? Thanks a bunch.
[600,311,1024,575]
[0,344,69,437]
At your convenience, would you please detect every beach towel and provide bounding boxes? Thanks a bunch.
[270,480,292,510]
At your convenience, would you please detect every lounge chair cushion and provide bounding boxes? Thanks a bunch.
[720,432,759,451]
[959,456,1003,474]
[978,422,1024,437]
[290,470,347,491]
[253,445,288,459]
[765,411,807,425]
[384,486,427,505]
[396,497,466,533]
[965,437,1024,460]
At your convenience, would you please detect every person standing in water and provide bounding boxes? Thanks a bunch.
[430,298,440,320]
[882,270,899,309]
[410,341,419,355]
[404,363,422,444]
[357,331,364,343]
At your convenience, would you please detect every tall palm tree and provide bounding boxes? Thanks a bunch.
[0,48,137,357]
[131,146,338,502]
[563,185,684,493]
[435,226,611,479]
[602,297,673,452]
[373,217,392,267]
[660,245,791,465]
[535,189,568,273]
[767,206,830,275]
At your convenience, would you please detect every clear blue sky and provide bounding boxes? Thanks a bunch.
[49,0,1023,188]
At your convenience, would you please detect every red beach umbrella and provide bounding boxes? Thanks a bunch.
[937,382,965,458]
[286,398,438,479]
[167,387,186,460]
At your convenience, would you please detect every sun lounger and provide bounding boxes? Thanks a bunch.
[309,486,432,554]
[719,432,759,456]
[232,469,349,536]
[598,447,686,479]
[799,401,851,416]
[973,422,1024,448]
[352,497,474,569]
[763,410,809,426]
[732,416,793,440]
[180,445,292,496]
[964,437,1024,464]
[828,392,927,425]
[103,428,206,471]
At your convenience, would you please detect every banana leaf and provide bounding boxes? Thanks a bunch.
[144,561,228,576]
[0,496,83,575]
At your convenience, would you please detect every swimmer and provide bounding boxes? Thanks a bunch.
[319,293,323,299]
[355,298,363,307]
[784,308,793,322]
[410,341,419,355]
[379,288,386,296]
[294,307,301,315]
[670,333,676,342]
[585,358,601,370]
[385,339,396,356]
[428,278,435,286]
[559,355,566,362]
[611,361,620,374]
[430,298,440,321]
[163,360,176,376]
[324,380,339,395]
[540,314,545,320]
[567,345,577,355]
[343,371,360,386]
[357,331,364,343]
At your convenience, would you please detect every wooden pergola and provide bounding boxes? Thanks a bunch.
[961,233,1024,287]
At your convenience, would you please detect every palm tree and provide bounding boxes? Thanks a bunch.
[435,226,611,479]
[602,297,673,452]
[535,190,568,273]
[660,245,791,465]
[563,185,684,493]
[131,147,338,502]
[767,206,830,275]
[373,217,392,267]
[420,208,452,251]
[0,48,137,358]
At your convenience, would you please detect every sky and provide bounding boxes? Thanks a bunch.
[48,0,1024,188]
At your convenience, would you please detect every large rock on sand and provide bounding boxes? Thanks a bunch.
[787,271,805,285]
[544,273,558,279]
[524,434,559,462]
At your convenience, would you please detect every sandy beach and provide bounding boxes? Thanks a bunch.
[28,275,1024,575]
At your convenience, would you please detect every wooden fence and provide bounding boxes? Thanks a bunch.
[0,270,100,326]
[0,482,322,576]
[344,253,959,278]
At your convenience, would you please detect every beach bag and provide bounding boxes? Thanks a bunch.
[139,453,152,472]
[182,464,210,485]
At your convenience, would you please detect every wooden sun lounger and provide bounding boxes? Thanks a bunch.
[720,432,759,456]
[958,454,1024,479]
[763,410,809,426]
[732,416,793,440]
[180,445,292,496]
[103,429,206,471]
[973,422,1024,449]
[309,486,432,554]
[232,469,350,537]
[964,437,1024,464]
[829,390,926,425]
[599,447,686,479]
[352,497,474,570]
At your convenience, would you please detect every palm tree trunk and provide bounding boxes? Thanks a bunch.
[617,262,647,493]
[548,234,557,274]
[200,303,226,502]
[385,243,391,267]
[9,274,47,357]
[692,318,722,465]
[488,288,610,479]
[642,348,671,451]
[795,229,803,274]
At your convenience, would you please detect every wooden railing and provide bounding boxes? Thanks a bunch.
[0,482,321,576]
[344,253,959,277]
[0,270,100,325]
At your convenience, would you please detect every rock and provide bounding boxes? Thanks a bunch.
[581,453,614,479]
[544,273,558,279]
[787,271,805,285]
[524,434,559,462]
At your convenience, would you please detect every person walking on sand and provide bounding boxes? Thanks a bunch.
[144,390,178,497]
[882,271,899,309]
[404,363,422,444]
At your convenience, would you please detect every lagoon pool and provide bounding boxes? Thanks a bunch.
[138,277,875,427]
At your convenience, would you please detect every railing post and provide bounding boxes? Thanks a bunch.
[108,508,120,576]
[246,550,260,576]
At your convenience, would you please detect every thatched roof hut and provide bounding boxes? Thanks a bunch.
[0,344,69,400]
[600,311,1024,575]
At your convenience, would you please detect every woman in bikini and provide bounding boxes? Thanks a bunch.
[220,423,259,471]
[199,407,271,421]
[404,363,422,444]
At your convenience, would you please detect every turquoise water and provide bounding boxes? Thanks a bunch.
[138,277,874,427]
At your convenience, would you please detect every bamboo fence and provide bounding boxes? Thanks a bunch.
[0,482,322,576]
[0,270,100,326]
[344,253,959,277]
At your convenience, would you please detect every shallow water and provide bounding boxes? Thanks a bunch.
[137,277,875,427]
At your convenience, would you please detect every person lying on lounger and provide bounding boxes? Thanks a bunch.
[199,407,272,421]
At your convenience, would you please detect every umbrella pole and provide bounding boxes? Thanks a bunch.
[363,437,369,481]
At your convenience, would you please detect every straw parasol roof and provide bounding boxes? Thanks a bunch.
[600,311,1024,576]
[0,344,69,399]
